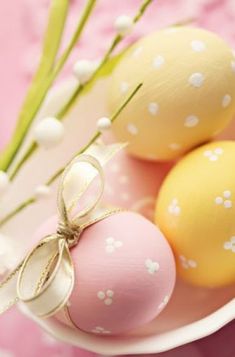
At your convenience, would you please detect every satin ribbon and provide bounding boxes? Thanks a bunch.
[0,142,125,318]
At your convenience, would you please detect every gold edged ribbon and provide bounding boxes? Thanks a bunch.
[0,142,125,318]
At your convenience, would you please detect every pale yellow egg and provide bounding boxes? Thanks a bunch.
[109,27,235,161]
[155,141,235,287]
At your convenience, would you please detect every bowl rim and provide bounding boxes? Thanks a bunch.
[20,297,235,355]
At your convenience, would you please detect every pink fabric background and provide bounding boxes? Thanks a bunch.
[0,0,234,356]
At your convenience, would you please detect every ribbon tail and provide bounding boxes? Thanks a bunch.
[0,263,23,314]
[17,237,74,318]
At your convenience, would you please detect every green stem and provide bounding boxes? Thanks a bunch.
[0,84,143,228]
[0,0,69,172]
[0,197,36,228]
[133,0,152,23]
[53,0,98,78]
[0,0,97,173]
[48,82,143,183]
[9,0,154,180]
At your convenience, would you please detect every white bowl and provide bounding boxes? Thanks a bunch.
[1,76,235,355]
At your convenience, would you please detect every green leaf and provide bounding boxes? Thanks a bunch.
[0,0,69,171]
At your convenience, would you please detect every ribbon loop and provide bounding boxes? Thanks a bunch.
[17,236,74,317]
[0,142,126,318]
[57,153,105,225]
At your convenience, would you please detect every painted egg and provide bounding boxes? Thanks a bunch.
[109,26,235,161]
[33,211,176,335]
[156,140,235,288]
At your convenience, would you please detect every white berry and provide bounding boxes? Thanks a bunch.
[35,185,51,199]
[114,15,133,36]
[97,117,112,131]
[0,171,9,195]
[33,117,64,149]
[73,60,96,84]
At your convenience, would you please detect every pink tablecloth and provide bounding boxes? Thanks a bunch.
[0,1,234,356]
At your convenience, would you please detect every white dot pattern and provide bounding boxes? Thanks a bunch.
[148,102,159,116]
[184,115,199,128]
[215,190,232,208]
[231,60,235,73]
[153,55,165,69]
[168,198,181,216]
[222,94,232,108]
[169,143,181,151]
[120,81,129,94]
[204,148,223,161]
[224,236,235,253]
[191,40,206,52]
[127,123,138,135]
[115,34,235,161]
[188,72,205,87]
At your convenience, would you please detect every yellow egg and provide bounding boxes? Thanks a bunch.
[109,27,235,161]
[155,141,235,287]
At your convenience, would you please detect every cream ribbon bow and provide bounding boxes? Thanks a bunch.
[0,143,125,318]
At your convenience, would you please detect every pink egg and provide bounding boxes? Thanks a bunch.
[98,149,172,221]
[32,211,176,336]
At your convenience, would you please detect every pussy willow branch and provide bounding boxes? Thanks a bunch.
[9,0,154,180]
[0,0,97,173]
[0,84,143,228]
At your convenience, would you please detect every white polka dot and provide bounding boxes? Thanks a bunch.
[174,206,181,215]
[184,115,199,128]
[214,148,223,155]
[158,295,169,309]
[114,241,123,248]
[231,60,235,73]
[106,237,115,244]
[120,81,129,94]
[189,73,205,88]
[106,290,114,298]
[222,94,232,108]
[224,200,232,208]
[204,150,212,157]
[106,245,115,253]
[153,55,165,69]
[169,143,181,151]
[223,190,231,198]
[127,123,138,135]
[188,259,197,268]
[210,154,218,161]
[191,40,206,52]
[97,291,105,300]
[104,298,113,306]
[148,102,159,116]
[215,197,223,205]
[97,290,114,305]
[132,46,143,58]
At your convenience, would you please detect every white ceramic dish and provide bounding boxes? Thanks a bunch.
[1,76,235,355]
